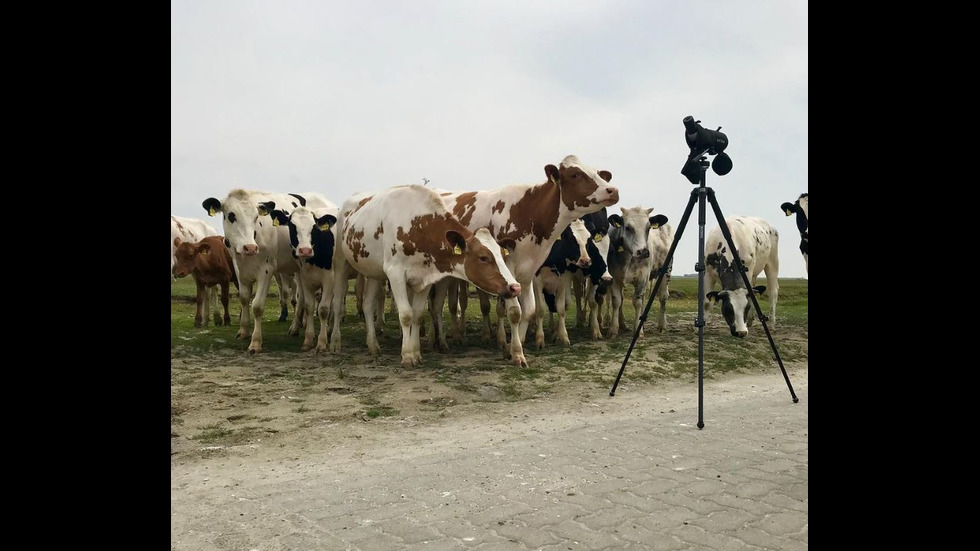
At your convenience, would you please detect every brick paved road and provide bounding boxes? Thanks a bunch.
[172,368,808,550]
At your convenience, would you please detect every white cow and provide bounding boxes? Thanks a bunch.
[780,193,808,274]
[202,190,330,353]
[270,204,340,353]
[704,216,780,337]
[605,206,671,338]
[431,155,620,367]
[171,215,218,280]
[330,185,521,368]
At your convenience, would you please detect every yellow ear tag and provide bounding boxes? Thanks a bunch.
[549,175,558,185]
[651,223,660,229]
[594,234,603,242]
[453,244,462,255]
[319,222,331,231]
[616,246,624,252]
[784,209,793,216]
[556,235,562,241]
[208,208,216,216]
[272,218,280,226]
[501,248,509,256]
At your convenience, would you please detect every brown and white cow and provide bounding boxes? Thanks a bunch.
[780,193,808,274]
[704,216,780,337]
[329,185,521,368]
[431,155,619,367]
[171,215,217,281]
[173,235,238,327]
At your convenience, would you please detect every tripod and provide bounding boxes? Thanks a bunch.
[609,157,799,429]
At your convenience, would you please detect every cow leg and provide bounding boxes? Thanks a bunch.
[362,278,383,355]
[207,285,219,327]
[429,281,450,352]
[702,268,719,329]
[496,297,508,353]
[588,283,603,340]
[220,282,231,326]
[478,289,493,342]
[385,275,417,368]
[409,285,430,365]
[237,280,253,339]
[375,283,386,336]
[533,277,546,349]
[764,259,779,327]
[555,274,570,345]
[273,272,289,322]
[446,279,459,340]
[609,280,624,338]
[355,273,365,319]
[300,274,319,352]
[572,274,586,329]
[248,266,274,354]
[456,281,468,340]
[288,275,304,335]
[509,286,532,368]
[329,252,351,353]
[632,276,649,339]
[656,274,670,332]
[194,278,206,328]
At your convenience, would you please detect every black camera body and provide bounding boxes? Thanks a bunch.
[681,115,733,184]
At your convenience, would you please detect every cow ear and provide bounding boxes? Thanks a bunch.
[173,237,182,248]
[197,243,212,256]
[780,202,796,216]
[269,210,289,227]
[598,170,612,183]
[257,201,276,216]
[706,291,721,303]
[288,193,308,207]
[752,286,766,296]
[445,231,466,255]
[497,239,517,255]
[608,214,624,228]
[545,164,560,185]
[316,214,337,231]
[203,198,221,216]
[649,214,669,229]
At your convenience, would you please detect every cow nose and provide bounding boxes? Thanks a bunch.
[733,329,747,338]
[636,248,650,259]
[601,275,613,283]
[243,244,259,255]
[577,257,591,268]
[507,283,522,297]
[298,247,313,258]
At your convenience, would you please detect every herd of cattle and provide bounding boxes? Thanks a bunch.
[171,155,808,367]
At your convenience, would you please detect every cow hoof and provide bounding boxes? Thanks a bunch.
[247,345,261,355]
[401,357,417,368]
[329,342,342,353]
[223,316,232,326]
[557,336,570,346]
[300,343,314,352]
[435,341,450,354]
[591,330,603,340]
[315,345,328,355]
[236,330,248,339]
[512,355,529,369]
[368,345,380,356]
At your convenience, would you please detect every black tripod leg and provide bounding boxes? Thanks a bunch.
[705,189,799,403]
[610,187,700,397]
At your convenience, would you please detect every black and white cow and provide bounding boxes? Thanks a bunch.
[533,219,592,347]
[606,206,670,338]
[270,205,339,353]
[704,216,779,338]
[780,193,808,274]
[571,207,614,339]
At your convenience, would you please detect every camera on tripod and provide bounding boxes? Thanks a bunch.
[681,115,733,184]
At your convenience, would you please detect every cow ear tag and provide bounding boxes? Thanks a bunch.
[208,208,216,216]
[272,218,280,227]
[616,246,624,252]
[319,222,331,231]
[501,248,509,257]
[650,222,660,229]
[594,234,603,242]
[453,245,462,255]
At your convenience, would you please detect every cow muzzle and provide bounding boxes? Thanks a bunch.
[731,328,747,338]
[576,257,591,268]
[298,247,314,258]
[502,283,522,298]
[242,244,259,256]
[604,187,620,205]
[635,248,650,259]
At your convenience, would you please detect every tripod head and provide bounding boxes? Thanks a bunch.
[681,116,733,185]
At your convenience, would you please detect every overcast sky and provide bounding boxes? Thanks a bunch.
[172,0,808,277]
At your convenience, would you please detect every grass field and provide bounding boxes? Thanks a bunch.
[171,275,807,455]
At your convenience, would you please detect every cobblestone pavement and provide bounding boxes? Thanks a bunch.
[172,368,808,550]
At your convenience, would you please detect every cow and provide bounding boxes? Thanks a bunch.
[329,185,521,368]
[533,219,592,347]
[606,206,671,338]
[780,193,808,273]
[430,155,620,367]
[269,205,339,353]
[704,216,779,338]
[570,208,614,339]
[201,190,330,353]
[171,215,217,280]
[173,235,238,327]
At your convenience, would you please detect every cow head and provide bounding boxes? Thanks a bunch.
[172,237,212,278]
[446,228,521,299]
[705,253,765,338]
[608,206,669,259]
[203,190,275,256]
[544,155,619,216]
[562,219,592,269]
[269,207,337,265]
[781,193,808,270]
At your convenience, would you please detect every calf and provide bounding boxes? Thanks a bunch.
[171,215,217,281]
[780,193,808,273]
[329,185,521,368]
[172,235,237,327]
[606,206,670,338]
[533,219,591,347]
[704,216,779,337]
[270,206,339,353]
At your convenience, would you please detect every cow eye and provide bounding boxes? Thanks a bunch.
[227,212,237,223]
[479,256,491,263]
